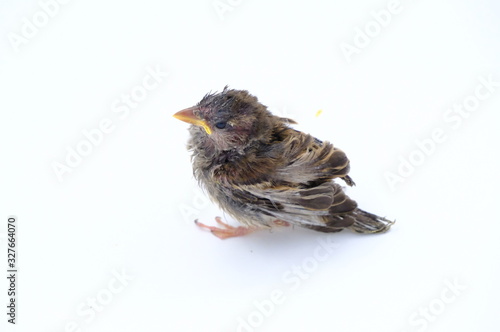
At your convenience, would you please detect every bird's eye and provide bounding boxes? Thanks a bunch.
[215,121,227,129]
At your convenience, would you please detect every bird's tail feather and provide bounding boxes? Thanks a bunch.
[348,208,395,234]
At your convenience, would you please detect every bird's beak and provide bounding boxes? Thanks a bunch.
[173,106,212,135]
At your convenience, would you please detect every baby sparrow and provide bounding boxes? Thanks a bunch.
[174,87,394,239]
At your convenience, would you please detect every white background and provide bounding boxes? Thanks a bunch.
[1,0,499,331]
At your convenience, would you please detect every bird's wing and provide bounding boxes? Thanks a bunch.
[235,180,358,229]
[270,127,354,185]
[231,128,358,228]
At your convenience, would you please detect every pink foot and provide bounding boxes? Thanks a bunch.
[194,217,256,239]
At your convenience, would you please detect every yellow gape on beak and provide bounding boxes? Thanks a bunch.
[173,106,212,135]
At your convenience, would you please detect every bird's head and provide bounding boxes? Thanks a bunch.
[173,87,274,151]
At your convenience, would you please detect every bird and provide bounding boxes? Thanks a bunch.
[173,86,394,239]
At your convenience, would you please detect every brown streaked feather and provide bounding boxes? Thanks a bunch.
[272,128,353,186]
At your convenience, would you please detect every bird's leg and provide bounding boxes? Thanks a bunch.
[194,217,291,239]
[194,217,257,239]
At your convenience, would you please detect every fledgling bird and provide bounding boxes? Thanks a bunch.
[173,87,394,239]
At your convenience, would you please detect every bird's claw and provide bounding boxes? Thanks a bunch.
[194,217,255,239]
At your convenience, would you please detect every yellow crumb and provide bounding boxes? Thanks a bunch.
[315,109,323,117]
